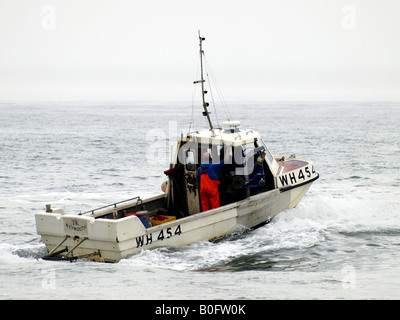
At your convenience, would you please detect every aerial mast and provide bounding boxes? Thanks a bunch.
[194,31,215,135]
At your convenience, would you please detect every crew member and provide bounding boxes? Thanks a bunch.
[197,145,231,211]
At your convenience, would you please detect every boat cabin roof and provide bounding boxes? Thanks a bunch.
[182,121,262,147]
[179,121,279,176]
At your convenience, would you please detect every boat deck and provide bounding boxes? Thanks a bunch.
[277,159,309,173]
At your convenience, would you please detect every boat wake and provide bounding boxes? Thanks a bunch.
[0,242,46,265]
[120,187,400,272]
[3,186,399,271]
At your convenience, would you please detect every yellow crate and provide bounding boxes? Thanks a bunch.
[150,215,176,226]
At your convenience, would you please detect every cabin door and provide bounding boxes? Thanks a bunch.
[183,148,201,215]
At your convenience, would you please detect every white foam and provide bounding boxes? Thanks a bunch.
[293,191,400,234]
[120,187,400,272]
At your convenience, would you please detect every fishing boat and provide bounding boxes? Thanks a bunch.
[36,33,319,262]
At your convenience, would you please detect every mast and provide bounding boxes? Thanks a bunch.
[194,31,215,135]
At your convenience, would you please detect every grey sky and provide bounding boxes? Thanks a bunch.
[0,0,399,101]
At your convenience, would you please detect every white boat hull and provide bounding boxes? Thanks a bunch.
[36,182,313,262]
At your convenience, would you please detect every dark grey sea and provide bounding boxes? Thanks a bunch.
[1,101,399,299]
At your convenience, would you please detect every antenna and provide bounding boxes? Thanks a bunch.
[193,30,215,135]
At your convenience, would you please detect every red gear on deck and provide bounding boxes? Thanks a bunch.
[199,167,220,211]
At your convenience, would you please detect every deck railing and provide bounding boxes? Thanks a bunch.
[79,196,142,216]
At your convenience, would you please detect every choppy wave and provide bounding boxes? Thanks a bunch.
[2,181,399,273]
[2,101,400,299]
[120,185,400,272]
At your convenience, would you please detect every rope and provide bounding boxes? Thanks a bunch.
[205,67,220,128]
[204,54,232,121]
[192,48,233,130]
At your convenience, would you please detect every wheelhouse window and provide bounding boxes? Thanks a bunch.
[185,149,196,171]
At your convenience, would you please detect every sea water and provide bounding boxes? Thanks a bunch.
[1,101,399,300]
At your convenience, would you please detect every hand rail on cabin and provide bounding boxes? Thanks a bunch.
[79,196,142,216]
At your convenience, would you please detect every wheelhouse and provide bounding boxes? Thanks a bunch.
[165,121,279,217]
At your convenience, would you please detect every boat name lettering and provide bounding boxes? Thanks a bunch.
[279,166,316,187]
[64,219,87,233]
[136,225,182,248]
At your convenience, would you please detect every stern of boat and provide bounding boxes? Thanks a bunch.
[35,211,147,262]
